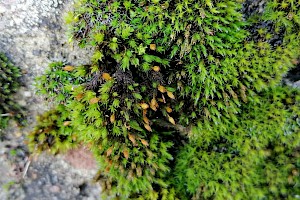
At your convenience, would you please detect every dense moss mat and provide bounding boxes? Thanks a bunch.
[174,87,300,199]
[0,53,25,135]
[30,0,300,199]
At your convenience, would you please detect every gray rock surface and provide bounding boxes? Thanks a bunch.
[0,140,101,200]
[0,0,93,119]
[0,0,100,199]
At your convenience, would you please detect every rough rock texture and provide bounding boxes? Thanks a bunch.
[0,0,93,119]
[0,0,100,199]
[0,140,101,200]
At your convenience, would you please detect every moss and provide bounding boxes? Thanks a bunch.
[0,53,25,135]
[174,86,300,199]
[30,0,300,199]
[28,104,78,154]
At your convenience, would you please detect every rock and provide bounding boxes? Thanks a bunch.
[51,174,58,184]
[32,50,41,56]
[0,5,6,14]
[64,146,98,170]
[17,100,27,107]
[0,0,94,133]
[23,91,32,97]
[293,80,300,88]
[49,185,61,193]
[30,172,38,180]
[19,153,101,199]
[14,132,22,138]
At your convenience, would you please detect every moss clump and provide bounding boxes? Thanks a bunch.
[29,0,300,199]
[0,53,25,135]
[174,86,300,199]
[28,104,78,154]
